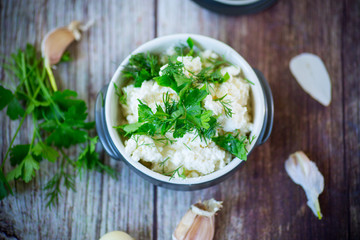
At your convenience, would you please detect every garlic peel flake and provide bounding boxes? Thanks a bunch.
[289,53,331,106]
[191,198,223,217]
[285,151,324,219]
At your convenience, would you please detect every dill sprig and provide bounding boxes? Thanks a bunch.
[214,94,233,118]
[165,165,186,180]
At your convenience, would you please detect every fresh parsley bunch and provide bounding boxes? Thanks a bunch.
[115,38,254,174]
[0,44,116,207]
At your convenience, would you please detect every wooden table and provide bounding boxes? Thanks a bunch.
[1,0,359,239]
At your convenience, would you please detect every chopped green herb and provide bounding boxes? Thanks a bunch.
[122,52,161,87]
[212,134,248,160]
[244,77,255,85]
[59,51,71,63]
[214,94,233,118]
[249,135,256,145]
[165,165,186,180]
[183,143,192,151]
[159,157,170,173]
[186,37,194,56]
[116,38,254,175]
[114,82,127,105]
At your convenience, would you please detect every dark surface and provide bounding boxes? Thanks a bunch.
[0,0,359,239]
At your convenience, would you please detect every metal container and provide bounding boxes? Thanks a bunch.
[95,34,273,190]
[192,0,278,15]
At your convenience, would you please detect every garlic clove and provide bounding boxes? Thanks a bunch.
[41,20,93,91]
[173,209,198,240]
[184,215,215,240]
[173,199,222,240]
[285,151,324,219]
[42,27,75,65]
[289,53,331,106]
[99,231,134,240]
[42,20,91,65]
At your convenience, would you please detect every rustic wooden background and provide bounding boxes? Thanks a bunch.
[1,0,359,239]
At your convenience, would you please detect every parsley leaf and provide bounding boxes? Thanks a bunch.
[0,170,13,200]
[59,51,71,63]
[45,125,87,148]
[33,142,59,162]
[0,85,14,110]
[76,137,118,179]
[6,97,25,120]
[122,52,161,87]
[7,149,40,183]
[212,134,248,160]
[187,37,194,50]
[186,37,194,56]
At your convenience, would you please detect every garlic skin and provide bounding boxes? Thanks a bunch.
[289,53,331,106]
[173,199,222,240]
[285,151,324,219]
[99,231,134,240]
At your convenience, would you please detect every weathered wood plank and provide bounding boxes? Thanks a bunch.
[343,0,360,238]
[156,0,349,239]
[0,0,156,239]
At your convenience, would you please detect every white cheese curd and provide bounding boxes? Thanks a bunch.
[176,56,202,77]
[203,73,253,134]
[120,50,252,178]
[122,81,178,124]
[125,131,232,176]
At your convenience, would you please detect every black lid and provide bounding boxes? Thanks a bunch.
[192,0,278,15]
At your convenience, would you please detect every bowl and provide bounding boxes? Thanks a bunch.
[95,34,273,190]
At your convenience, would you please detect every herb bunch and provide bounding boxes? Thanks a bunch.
[0,44,116,207]
[115,38,254,175]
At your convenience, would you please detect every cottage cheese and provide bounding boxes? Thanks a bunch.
[120,51,252,177]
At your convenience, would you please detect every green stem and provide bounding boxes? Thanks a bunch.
[21,54,33,97]
[37,71,64,120]
[1,111,28,170]
[28,114,38,152]
[45,60,58,92]
[59,148,76,167]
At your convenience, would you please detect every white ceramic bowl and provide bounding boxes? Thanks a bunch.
[95,34,273,190]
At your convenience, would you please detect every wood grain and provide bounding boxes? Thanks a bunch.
[0,0,156,239]
[156,0,356,239]
[1,0,359,239]
[343,0,360,238]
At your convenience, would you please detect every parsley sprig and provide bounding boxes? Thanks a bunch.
[0,44,117,207]
[122,52,161,87]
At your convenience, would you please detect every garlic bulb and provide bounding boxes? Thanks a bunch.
[289,53,331,106]
[285,151,324,219]
[41,20,93,91]
[99,231,134,240]
[173,198,222,240]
